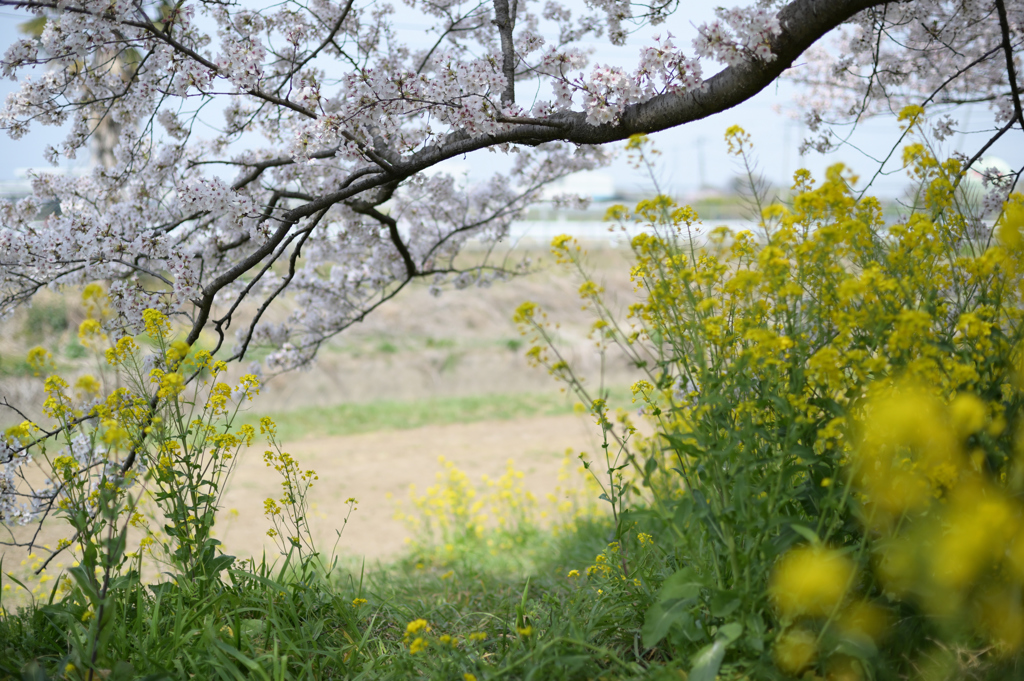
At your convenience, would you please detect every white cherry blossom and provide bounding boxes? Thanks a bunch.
[0,0,1016,381]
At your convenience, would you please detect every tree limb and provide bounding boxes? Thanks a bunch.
[994,0,1024,132]
[492,0,517,104]
[279,0,894,223]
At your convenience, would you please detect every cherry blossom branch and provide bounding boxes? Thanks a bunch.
[494,115,571,128]
[856,44,1007,198]
[185,218,294,346]
[276,258,526,370]
[963,118,1017,179]
[230,225,317,362]
[272,0,356,96]
[415,13,488,75]
[348,199,418,277]
[254,0,883,232]
[212,210,327,360]
[188,147,344,190]
[2,0,319,118]
[994,0,1024,132]
[2,0,1010,385]
[492,0,517,103]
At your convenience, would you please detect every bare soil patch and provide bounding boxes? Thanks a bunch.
[217,413,605,564]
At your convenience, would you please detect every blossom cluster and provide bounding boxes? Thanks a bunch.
[792,0,1023,152]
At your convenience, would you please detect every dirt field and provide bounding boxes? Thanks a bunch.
[0,412,610,586]
[217,412,606,563]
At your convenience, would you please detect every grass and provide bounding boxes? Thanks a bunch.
[239,387,633,442]
[0,510,645,680]
[0,353,36,377]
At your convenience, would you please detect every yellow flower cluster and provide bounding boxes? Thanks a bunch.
[764,180,1024,666]
[142,308,172,340]
[81,282,109,321]
[520,124,1024,676]
[540,147,1024,509]
[149,368,186,399]
[5,290,287,588]
[260,434,324,554]
[395,452,603,555]
[104,337,138,366]
[4,420,38,445]
[404,618,431,654]
[398,456,484,541]
[78,318,106,350]
[771,546,854,617]
[849,384,1024,652]
[26,346,54,376]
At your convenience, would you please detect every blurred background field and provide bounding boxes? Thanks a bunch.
[0,240,644,572]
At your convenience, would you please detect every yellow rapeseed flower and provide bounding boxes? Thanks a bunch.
[773,627,817,675]
[105,337,138,366]
[5,420,38,444]
[770,546,855,618]
[406,618,430,635]
[82,282,109,319]
[853,387,960,521]
[74,374,101,398]
[157,372,185,399]
[949,393,987,438]
[724,124,751,154]
[142,308,170,340]
[78,318,106,348]
[897,104,926,131]
[551,234,573,250]
[238,373,261,400]
[930,480,1015,591]
[166,340,190,364]
[837,599,889,642]
[259,416,277,436]
[512,300,539,324]
[26,346,53,376]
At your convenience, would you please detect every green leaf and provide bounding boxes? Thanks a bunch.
[745,613,766,652]
[108,661,137,681]
[68,565,100,605]
[717,622,744,644]
[789,523,821,545]
[710,590,741,618]
[661,432,701,457]
[19,661,48,681]
[204,554,236,575]
[656,567,704,601]
[688,639,727,681]
[641,597,697,648]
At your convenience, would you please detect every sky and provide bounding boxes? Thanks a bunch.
[0,1,1021,198]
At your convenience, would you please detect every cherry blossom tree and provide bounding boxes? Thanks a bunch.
[0,0,1019,373]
